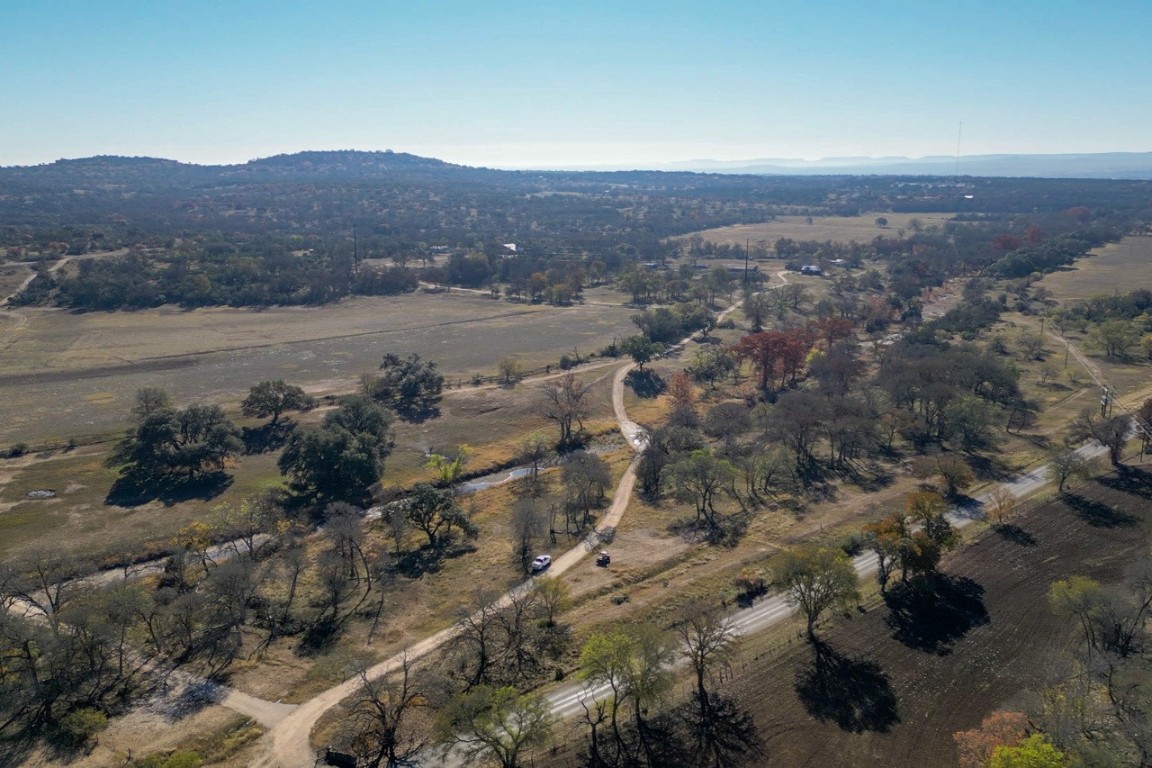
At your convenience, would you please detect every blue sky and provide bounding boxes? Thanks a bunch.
[3,1,1150,168]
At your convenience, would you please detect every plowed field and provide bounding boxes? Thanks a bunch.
[731,466,1152,767]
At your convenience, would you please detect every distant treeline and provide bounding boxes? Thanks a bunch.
[2,151,1149,310]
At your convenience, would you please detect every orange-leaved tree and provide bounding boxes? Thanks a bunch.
[953,710,1029,768]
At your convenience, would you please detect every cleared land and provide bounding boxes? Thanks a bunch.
[742,468,1152,767]
[0,292,637,443]
[1040,234,1152,301]
[686,212,957,248]
[1032,234,1152,418]
[546,465,1152,767]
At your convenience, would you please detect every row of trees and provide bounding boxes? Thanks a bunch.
[344,598,760,768]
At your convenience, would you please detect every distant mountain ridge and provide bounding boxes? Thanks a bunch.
[645,152,1152,179]
[6,149,1152,180]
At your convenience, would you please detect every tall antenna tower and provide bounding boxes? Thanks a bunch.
[954,121,963,183]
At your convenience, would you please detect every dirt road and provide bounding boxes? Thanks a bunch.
[251,359,645,767]
[249,278,805,766]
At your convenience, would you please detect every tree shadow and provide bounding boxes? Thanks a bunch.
[793,640,900,733]
[151,675,227,721]
[949,494,985,522]
[671,693,764,768]
[105,471,233,508]
[393,399,441,424]
[625,369,667,398]
[298,614,347,653]
[1098,466,1152,499]
[735,583,768,609]
[1061,492,1138,528]
[883,574,989,655]
[392,542,476,579]
[994,523,1037,546]
[0,734,36,768]
[966,453,1016,482]
[835,460,895,493]
[241,420,295,454]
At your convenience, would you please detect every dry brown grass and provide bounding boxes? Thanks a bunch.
[0,361,625,560]
[29,708,261,768]
[0,262,34,299]
[686,212,957,248]
[1040,234,1152,301]
[0,292,638,443]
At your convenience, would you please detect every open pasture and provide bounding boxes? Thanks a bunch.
[1040,234,1152,302]
[0,292,637,443]
[0,360,622,558]
[0,262,34,301]
[686,212,956,248]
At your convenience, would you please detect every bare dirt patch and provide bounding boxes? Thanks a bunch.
[717,466,1152,767]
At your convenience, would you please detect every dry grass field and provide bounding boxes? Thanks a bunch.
[0,262,34,300]
[0,292,637,443]
[1040,234,1152,301]
[686,212,957,248]
[0,361,624,559]
[12,237,1151,767]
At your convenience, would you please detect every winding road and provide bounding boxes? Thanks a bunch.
[252,359,645,767]
[248,281,796,765]
[18,269,1113,765]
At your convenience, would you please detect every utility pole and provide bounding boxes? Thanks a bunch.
[351,224,359,277]
[744,238,750,291]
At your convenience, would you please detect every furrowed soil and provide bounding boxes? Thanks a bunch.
[722,466,1152,768]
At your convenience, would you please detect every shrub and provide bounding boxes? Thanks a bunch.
[734,567,768,598]
[57,707,108,745]
[838,532,866,557]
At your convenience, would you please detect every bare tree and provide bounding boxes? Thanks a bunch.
[438,685,554,768]
[510,498,548,574]
[1047,448,1091,492]
[518,434,549,483]
[1069,409,1132,466]
[986,487,1016,524]
[452,593,505,689]
[563,450,612,531]
[497,356,523,387]
[540,373,592,447]
[676,601,738,723]
[350,656,428,768]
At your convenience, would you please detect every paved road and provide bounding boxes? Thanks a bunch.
[542,436,1112,720]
